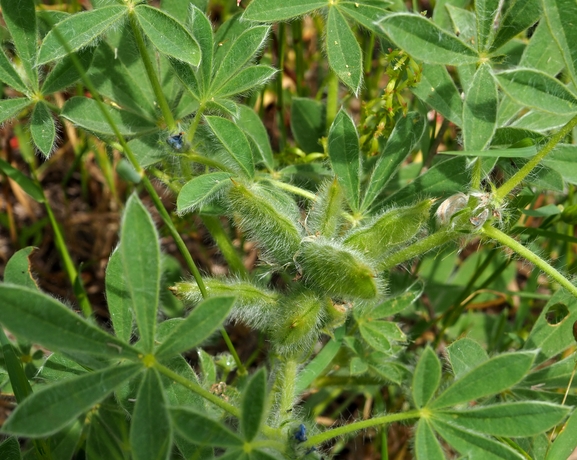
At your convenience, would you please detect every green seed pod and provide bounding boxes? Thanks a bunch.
[272,289,325,355]
[306,178,344,238]
[343,199,433,263]
[295,237,380,299]
[170,278,278,331]
[226,181,302,265]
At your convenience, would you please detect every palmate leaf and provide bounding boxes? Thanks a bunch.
[4,247,39,291]
[338,1,391,34]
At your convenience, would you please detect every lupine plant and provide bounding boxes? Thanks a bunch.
[1,0,577,458]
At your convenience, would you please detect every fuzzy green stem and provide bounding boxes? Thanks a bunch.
[379,230,460,271]
[265,179,317,200]
[128,11,176,131]
[186,103,206,144]
[301,410,420,448]
[279,359,298,419]
[326,71,339,130]
[155,361,239,416]
[496,113,577,201]
[481,224,577,298]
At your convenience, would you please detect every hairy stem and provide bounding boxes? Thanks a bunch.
[128,11,176,131]
[496,113,577,201]
[481,224,577,298]
[302,410,420,448]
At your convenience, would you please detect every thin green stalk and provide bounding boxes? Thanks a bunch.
[265,178,317,200]
[276,23,287,151]
[363,33,375,100]
[496,113,577,201]
[326,71,339,130]
[15,125,92,316]
[186,103,206,144]
[128,11,176,131]
[48,21,246,373]
[292,19,305,97]
[301,410,420,448]
[155,361,280,437]
[155,361,239,416]
[379,230,460,271]
[481,224,577,298]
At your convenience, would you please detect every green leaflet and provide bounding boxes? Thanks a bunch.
[135,5,201,67]
[38,6,127,65]
[326,6,363,94]
[378,13,479,66]
[243,0,327,21]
